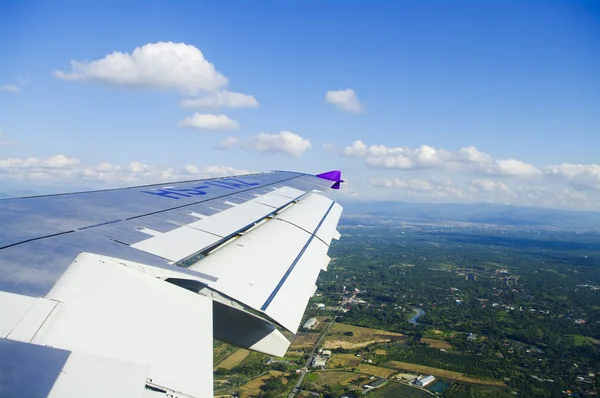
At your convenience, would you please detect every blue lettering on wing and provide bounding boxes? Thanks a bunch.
[140,180,260,199]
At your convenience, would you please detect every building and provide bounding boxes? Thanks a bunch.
[315,303,325,309]
[364,378,388,389]
[311,355,327,368]
[415,375,435,387]
[303,317,318,330]
[321,350,332,358]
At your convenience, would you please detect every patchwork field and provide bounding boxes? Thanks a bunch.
[290,332,319,349]
[421,338,452,349]
[238,370,287,398]
[284,350,305,358]
[215,349,250,370]
[328,353,362,368]
[213,343,237,367]
[305,370,365,388]
[322,323,405,349]
[357,364,396,378]
[381,361,506,387]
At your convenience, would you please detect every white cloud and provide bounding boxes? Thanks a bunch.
[0,85,21,94]
[469,178,510,193]
[42,154,80,168]
[344,141,446,169]
[245,131,311,156]
[178,113,239,130]
[54,42,228,94]
[181,90,258,108]
[342,141,540,177]
[325,89,365,113]
[343,140,368,157]
[215,136,240,150]
[479,159,541,178]
[544,163,600,191]
[0,154,250,186]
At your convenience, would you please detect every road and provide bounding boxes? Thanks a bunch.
[288,315,337,398]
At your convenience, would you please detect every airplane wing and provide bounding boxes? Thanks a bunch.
[0,170,344,398]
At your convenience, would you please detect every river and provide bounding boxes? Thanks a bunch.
[409,308,425,325]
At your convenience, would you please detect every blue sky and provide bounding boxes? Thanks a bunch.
[1,1,599,209]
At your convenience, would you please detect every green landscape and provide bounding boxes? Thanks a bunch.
[215,213,600,397]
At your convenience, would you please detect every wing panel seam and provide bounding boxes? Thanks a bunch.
[260,202,335,311]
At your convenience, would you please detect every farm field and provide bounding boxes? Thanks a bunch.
[215,348,249,370]
[305,370,364,388]
[421,337,452,349]
[213,342,236,367]
[322,323,405,349]
[237,370,287,398]
[289,332,319,349]
[382,361,506,387]
[368,382,431,398]
[357,364,396,378]
[328,353,362,368]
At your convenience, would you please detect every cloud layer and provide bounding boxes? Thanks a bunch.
[343,141,541,177]
[369,176,593,210]
[325,89,365,113]
[0,154,250,186]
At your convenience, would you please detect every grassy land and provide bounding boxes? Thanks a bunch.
[421,337,452,349]
[322,323,405,349]
[238,370,287,398]
[290,331,319,349]
[357,364,396,378]
[304,370,365,388]
[328,353,362,368]
[213,342,237,367]
[216,349,250,370]
[381,361,506,387]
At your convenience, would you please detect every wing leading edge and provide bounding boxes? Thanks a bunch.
[0,170,343,397]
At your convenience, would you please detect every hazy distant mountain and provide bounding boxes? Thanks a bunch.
[341,201,600,229]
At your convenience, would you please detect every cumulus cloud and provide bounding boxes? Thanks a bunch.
[54,42,228,94]
[544,163,600,191]
[343,140,368,157]
[178,113,239,130]
[0,85,21,94]
[478,159,541,178]
[325,89,365,113]
[245,131,311,156]
[344,141,446,169]
[342,141,540,177]
[181,90,258,108]
[0,154,250,186]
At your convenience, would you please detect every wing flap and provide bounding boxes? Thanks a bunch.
[190,192,343,333]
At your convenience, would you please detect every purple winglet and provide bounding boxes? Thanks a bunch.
[316,170,344,190]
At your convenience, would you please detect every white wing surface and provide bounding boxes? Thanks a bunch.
[0,170,343,398]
